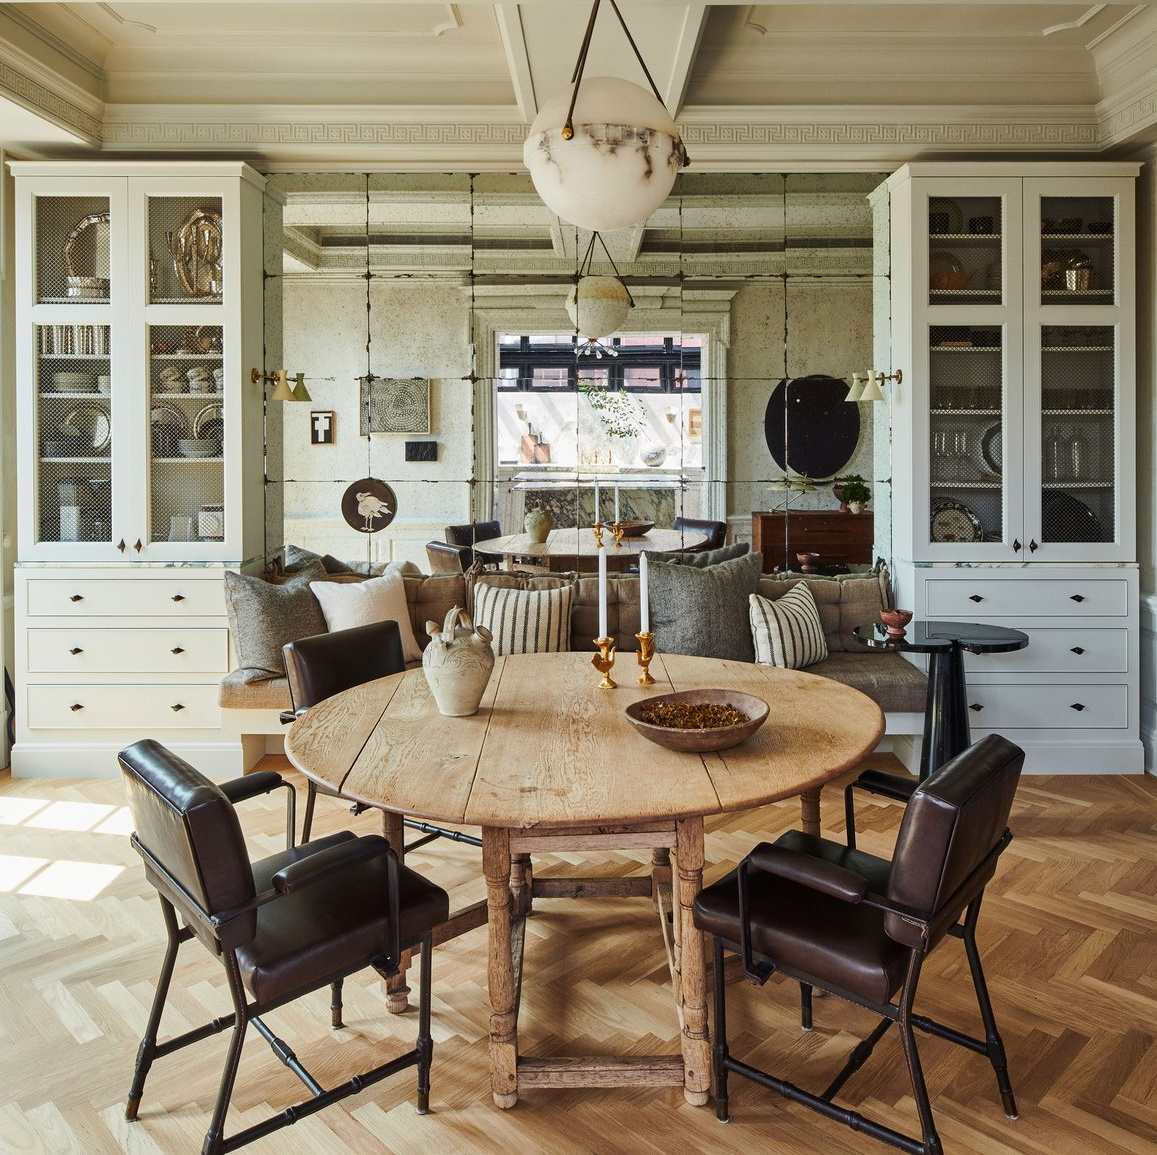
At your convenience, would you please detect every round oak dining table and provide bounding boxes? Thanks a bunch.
[284,650,883,1109]
[472,526,708,571]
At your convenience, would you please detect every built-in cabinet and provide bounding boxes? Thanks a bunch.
[10,162,277,776]
[880,162,1142,773]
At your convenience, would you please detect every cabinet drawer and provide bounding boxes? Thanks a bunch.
[26,684,221,729]
[966,684,1128,729]
[963,628,1129,674]
[25,577,225,618]
[925,578,1130,618]
[27,628,229,674]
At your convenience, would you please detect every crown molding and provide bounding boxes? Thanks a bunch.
[0,36,102,145]
[1097,67,1157,147]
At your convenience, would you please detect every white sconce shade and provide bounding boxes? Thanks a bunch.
[524,77,688,232]
[845,372,865,402]
[566,274,632,340]
[858,371,886,402]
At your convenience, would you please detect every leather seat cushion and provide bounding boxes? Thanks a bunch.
[238,839,449,1005]
[694,832,907,1005]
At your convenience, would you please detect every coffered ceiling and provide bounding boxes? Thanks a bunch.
[1,2,1156,168]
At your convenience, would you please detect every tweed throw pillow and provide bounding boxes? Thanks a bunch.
[646,550,762,662]
[224,561,328,683]
[749,583,829,669]
[646,541,750,568]
[473,582,574,656]
[310,568,422,664]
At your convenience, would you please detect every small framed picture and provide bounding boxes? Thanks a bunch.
[687,407,702,442]
[310,410,335,445]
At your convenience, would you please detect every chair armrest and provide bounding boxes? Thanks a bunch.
[219,770,289,805]
[279,709,305,726]
[850,768,918,803]
[748,842,869,903]
[426,540,468,573]
[271,833,394,895]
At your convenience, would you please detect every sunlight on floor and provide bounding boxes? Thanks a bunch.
[17,859,124,900]
[24,800,119,832]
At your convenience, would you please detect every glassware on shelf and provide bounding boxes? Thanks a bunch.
[1069,429,1089,481]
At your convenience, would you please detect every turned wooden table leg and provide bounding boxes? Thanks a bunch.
[799,788,822,837]
[675,815,711,1106]
[483,825,519,1108]
[651,846,672,909]
[380,810,411,1012]
[510,852,533,919]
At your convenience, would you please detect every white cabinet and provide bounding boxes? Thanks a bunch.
[9,162,280,777]
[880,162,1142,773]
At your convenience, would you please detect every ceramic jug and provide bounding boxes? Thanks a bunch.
[524,502,553,544]
[422,606,495,717]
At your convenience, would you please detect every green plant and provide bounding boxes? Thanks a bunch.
[579,379,645,440]
[838,473,871,505]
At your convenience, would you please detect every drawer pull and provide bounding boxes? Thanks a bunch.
[969,702,984,712]
[1070,646,1085,656]
[1029,539,1039,553]
[171,703,185,712]
[69,703,84,713]
[1070,594,1086,603]
[133,539,143,553]
[171,594,186,603]
[1070,702,1085,712]
[116,539,126,553]
[69,594,84,603]
[1012,539,1021,553]
[171,646,185,654]
[68,647,84,655]
[969,594,983,603]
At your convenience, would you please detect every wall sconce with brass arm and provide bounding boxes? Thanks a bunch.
[251,368,311,402]
[847,368,902,403]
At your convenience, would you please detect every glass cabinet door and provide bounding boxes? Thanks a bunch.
[34,195,111,305]
[1038,195,1115,308]
[33,322,113,546]
[927,193,1004,308]
[927,325,1005,549]
[148,323,225,546]
[1038,325,1116,548]
[147,195,223,304]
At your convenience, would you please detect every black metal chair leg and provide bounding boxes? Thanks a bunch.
[202,958,251,1155]
[126,898,183,1122]
[800,982,813,1031]
[330,979,344,1029]
[713,937,731,1122]
[415,932,434,1114]
[843,784,859,849]
[897,956,942,1155]
[301,781,319,843]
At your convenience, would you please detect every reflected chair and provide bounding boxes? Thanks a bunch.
[426,540,465,573]
[444,520,503,569]
[694,733,1024,1155]
[673,515,726,552]
[118,738,449,1155]
[282,619,481,852]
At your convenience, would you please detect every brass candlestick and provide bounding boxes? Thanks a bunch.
[592,637,617,689]
[611,522,625,548]
[592,521,605,548]
[635,631,656,685]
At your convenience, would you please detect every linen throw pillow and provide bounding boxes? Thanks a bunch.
[310,567,422,664]
[473,582,573,656]
[749,583,829,669]
[646,541,750,569]
[646,550,762,662]
[223,561,328,683]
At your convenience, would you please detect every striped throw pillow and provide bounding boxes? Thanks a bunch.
[749,584,828,669]
[473,582,574,656]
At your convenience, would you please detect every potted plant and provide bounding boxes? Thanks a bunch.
[838,474,871,514]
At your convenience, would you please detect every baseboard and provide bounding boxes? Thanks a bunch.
[11,738,251,779]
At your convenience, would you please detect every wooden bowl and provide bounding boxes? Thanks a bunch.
[624,689,769,753]
[612,519,654,537]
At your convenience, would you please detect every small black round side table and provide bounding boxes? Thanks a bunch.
[853,619,1029,781]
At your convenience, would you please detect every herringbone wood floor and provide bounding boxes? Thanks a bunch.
[1,754,1155,1154]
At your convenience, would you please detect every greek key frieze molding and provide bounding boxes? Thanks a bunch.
[0,58,101,143]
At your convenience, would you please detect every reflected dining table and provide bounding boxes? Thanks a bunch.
[284,650,883,1108]
[472,526,708,571]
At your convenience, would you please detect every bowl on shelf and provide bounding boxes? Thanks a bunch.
[796,551,821,573]
[176,438,219,458]
[50,371,92,392]
[611,519,654,537]
[930,271,973,290]
[624,689,769,753]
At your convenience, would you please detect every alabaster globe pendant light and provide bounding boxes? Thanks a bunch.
[566,231,634,356]
[524,0,690,232]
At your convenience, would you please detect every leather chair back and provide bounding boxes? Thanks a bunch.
[885,733,1024,949]
[283,619,405,712]
[445,520,501,569]
[119,738,256,950]
[674,516,727,551]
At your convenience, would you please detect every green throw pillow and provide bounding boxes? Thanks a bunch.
[646,550,763,662]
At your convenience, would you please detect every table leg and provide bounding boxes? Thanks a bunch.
[379,810,411,1013]
[675,816,711,1106]
[799,788,821,836]
[921,642,971,780]
[483,825,519,1108]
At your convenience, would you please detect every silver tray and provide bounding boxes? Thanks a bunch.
[60,404,110,453]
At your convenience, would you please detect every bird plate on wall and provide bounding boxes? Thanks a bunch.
[360,376,430,435]
[341,477,397,534]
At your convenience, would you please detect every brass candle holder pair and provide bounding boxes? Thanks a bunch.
[591,632,656,689]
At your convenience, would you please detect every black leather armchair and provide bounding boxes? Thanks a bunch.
[673,515,727,551]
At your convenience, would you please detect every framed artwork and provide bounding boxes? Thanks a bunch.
[686,407,702,442]
[310,410,335,444]
[360,376,430,435]
[340,477,397,534]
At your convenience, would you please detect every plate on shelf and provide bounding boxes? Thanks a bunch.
[1042,492,1103,543]
[929,198,963,234]
[150,404,191,436]
[980,423,1002,474]
[60,404,110,453]
[930,498,982,543]
[194,402,224,441]
[929,251,971,290]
